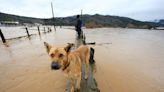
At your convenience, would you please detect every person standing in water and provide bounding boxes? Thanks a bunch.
[75,15,83,38]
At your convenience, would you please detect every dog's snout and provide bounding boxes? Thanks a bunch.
[51,62,61,70]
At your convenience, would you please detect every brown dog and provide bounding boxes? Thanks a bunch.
[44,42,91,92]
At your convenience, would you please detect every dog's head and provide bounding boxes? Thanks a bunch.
[44,42,74,70]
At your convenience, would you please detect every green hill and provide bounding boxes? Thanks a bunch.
[0,12,43,24]
[0,12,160,29]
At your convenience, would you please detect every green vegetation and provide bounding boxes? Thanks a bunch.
[0,12,162,29]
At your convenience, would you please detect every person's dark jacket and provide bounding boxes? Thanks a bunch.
[75,19,82,32]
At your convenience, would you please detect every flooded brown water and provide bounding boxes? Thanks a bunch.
[0,27,164,92]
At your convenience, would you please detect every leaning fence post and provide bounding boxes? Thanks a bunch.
[25,27,30,37]
[37,26,41,35]
[0,29,6,43]
[44,27,46,33]
[47,27,49,32]
[47,27,50,32]
[49,28,52,32]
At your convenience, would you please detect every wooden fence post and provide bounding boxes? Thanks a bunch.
[47,27,50,32]
[25,27,30,37]
[50,28,52,32]
[44,27,46,33]
[37,26,41,35]
[0,29,6,43]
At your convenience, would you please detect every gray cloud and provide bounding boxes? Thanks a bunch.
[0,0,163,21]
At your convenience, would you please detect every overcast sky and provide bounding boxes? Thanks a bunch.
[0,0,164,21]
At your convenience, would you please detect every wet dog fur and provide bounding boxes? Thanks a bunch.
[44,42,91,92]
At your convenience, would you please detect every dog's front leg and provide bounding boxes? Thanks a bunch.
[85,62,89,79]
[76,73,81,91]
[85,53,90,80]
[71,79,75,92]
[85,64,89,80]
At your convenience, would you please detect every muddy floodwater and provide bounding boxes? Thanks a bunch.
[0,27,164,92]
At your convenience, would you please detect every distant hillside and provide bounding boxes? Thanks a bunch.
[80,14,159,28]
[158,19,164,26]
[0,12,43,24]
[0,12,161,29]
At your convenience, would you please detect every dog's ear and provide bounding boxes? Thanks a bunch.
[64,43,74,52]
[44,42,52,53]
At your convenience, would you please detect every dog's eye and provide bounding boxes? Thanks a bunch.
[59,54,63,58]
[50,53,55,58]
